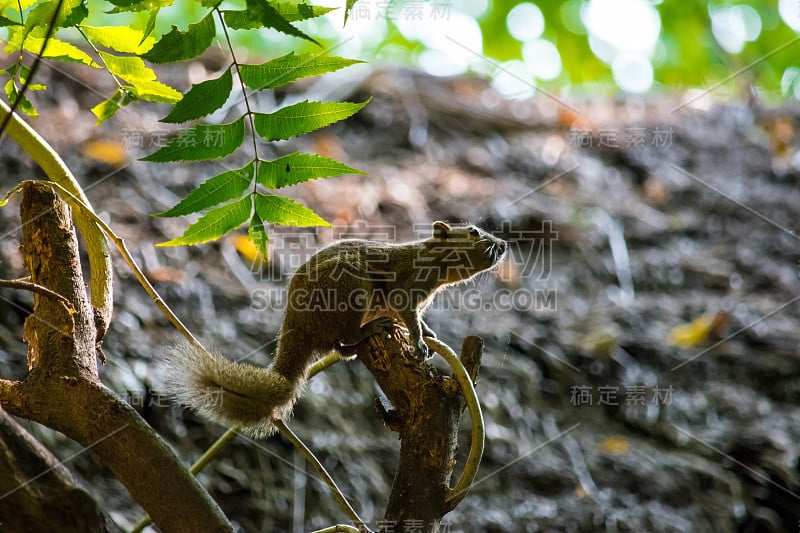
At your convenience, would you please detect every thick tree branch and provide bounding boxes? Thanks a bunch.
[0,408,120,532]
[0,182,232,532]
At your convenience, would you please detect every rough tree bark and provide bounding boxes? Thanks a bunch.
[0,182,232,532]
[357,332,483,533]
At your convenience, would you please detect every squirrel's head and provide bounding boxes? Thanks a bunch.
[424,221,507,285]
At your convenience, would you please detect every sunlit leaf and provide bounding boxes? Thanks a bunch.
[80,25,155,54]
[155,163,254,217]
[158,196,252,246]
[257,152,363,188]
[142,11,216,63]
[239,52,363,91]
[100,52,181,103]
[0,0,36,11]
[91,88,135,124]
[254,193,330,227]
[21,35,99,67]
[253,99,369,142]
[140,117,246,162]
[160,68,232,123]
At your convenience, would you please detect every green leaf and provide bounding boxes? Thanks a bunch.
[240,52,364,91]
[254,194,330,227]
[257,153,363,188]
[16,64,45,90]
[158,196,252,247]
[91,88,129,123]
[248,212,269,256]
[142,8,159,39]
[4,80,37,117]
[99,52,181,102]
[161,68,232,123]
[223,0,319,44]
[25,0,87,31]
[198,0,222,7]
[105,0,173,13]
[127,81,182,103]
[224,1,335,28]
[140,117,246,162]
[344,0,358,23]
[0,14,20,26]
[155,163,254,217]
[142,11,216,64]
[253,99,369,141]
[80,25,155,54]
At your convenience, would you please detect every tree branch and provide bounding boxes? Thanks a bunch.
[0,182,232,531]
[357,332,484,533]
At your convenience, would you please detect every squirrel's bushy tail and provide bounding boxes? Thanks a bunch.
[162,342,302,438]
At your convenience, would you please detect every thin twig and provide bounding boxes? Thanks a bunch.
[0,278,73,311]
[275,419,370,531]
[423,337,485,506]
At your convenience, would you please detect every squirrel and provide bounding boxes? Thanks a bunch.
[163,221,507,437]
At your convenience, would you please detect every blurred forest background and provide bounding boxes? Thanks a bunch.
[2,1,800,532]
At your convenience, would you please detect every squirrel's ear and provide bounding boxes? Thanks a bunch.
[432,220,451,239]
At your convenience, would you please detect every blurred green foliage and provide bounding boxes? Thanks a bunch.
[81,0,800,98]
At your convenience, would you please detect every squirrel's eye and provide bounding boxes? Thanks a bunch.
[468,228,480,237]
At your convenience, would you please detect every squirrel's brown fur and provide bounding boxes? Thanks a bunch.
[163,221,507,437]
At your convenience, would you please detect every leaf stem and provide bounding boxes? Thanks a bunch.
[215,7,260,198]
[76,26,126,93]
